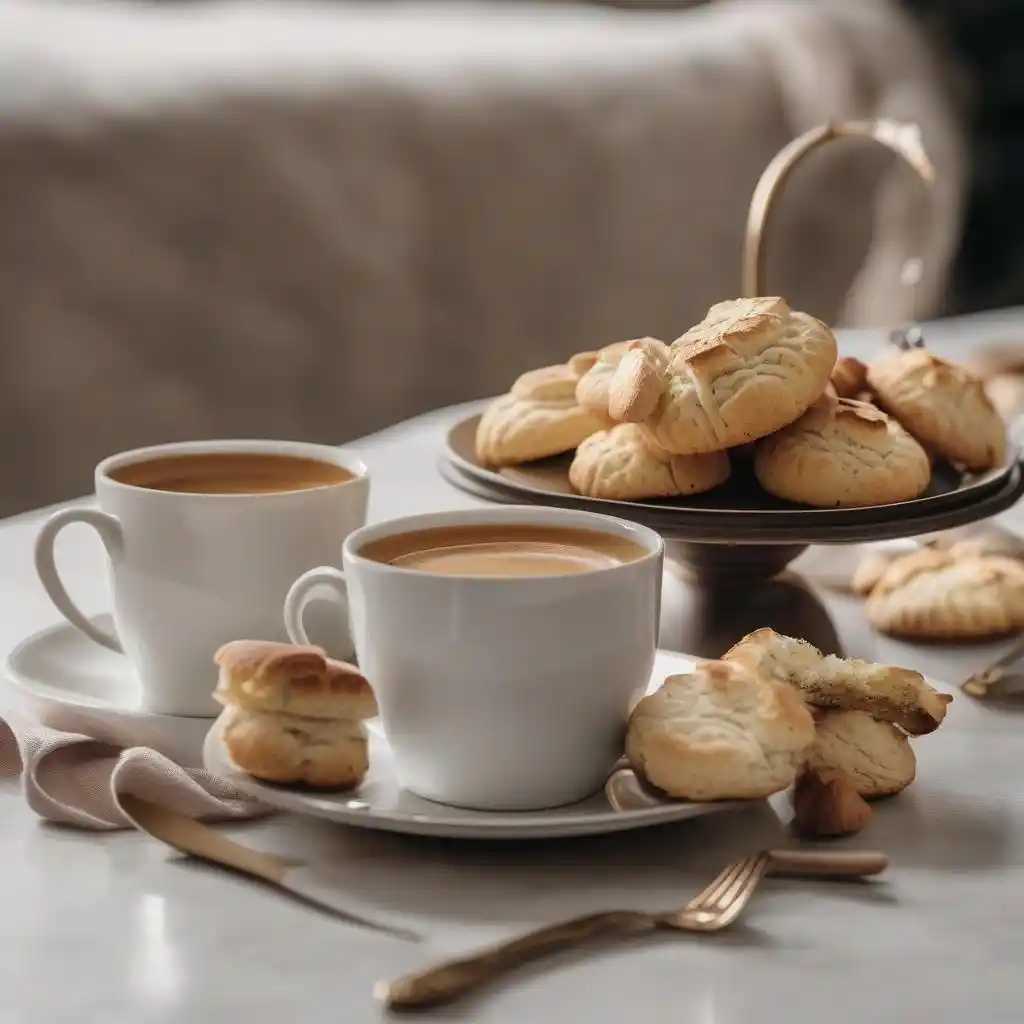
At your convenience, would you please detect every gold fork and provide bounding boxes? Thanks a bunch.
[376,849,885,1010]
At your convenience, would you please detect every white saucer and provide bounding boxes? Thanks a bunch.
[204,649,746,840]
[4,614,212,768]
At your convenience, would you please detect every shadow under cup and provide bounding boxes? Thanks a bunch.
[344,507,664,812]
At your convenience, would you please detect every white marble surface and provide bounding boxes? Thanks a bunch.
[5,310,1024,1022]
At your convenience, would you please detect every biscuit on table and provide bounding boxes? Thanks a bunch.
[722,627,951,735]
[568,423,730,501]
[753,396,931,508]
[851,549,902,597]
[864,547,1024,640]
[805,710,916,799]
[792,765,873,838]
[625,659,816,801]
[867,349,1006,470]
[475,356,610,467]
[607,297,837,455]
[214,640,377,789]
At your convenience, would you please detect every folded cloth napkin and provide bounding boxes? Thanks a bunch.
[0,710,266,830]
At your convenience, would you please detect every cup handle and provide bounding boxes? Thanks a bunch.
[34,507,124,653]
[283,566,348,647]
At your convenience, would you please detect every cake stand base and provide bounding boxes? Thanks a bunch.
[661,560,843,659]
[664,540,808,581]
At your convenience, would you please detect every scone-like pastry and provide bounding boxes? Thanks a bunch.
[792,765,873,838]
[722,627,951,735]
[214,640,377,721]
[575,338,671,419]
[806,710,916,798]
[608,297,838,455]
[625,659,816,801]
[867,349,1006,470]
[568,424,730,500]
[217,705,369,789]
[753,396,931,508]
[864,547,1024,640]
[475,354,609,467]
[829,356,869,400]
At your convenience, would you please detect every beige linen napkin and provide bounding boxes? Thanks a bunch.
[0,710,266,829]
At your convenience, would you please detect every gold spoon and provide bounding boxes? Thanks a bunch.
[121,795,420,941]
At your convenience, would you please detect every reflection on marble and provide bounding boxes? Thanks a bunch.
[132,894,182,1003]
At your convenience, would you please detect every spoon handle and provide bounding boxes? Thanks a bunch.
[377,911,653,1010]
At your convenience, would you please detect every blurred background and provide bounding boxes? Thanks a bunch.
[1,0,1021,515]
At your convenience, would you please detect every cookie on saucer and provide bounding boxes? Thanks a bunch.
[753,396,931,508]
[625,659,816,801]
[867,349,1006,470]
[568,423,730,501]
[213,640,377,789]
[476,353,610,467]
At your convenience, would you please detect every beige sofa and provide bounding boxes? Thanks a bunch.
[0,0,964,515]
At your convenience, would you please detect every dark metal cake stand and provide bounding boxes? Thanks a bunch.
[441,414,1024,657]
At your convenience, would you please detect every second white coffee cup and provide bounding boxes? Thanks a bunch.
[284,506,663,812]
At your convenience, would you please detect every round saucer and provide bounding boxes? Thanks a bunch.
[203,649,747,840]
[4,615,212,768]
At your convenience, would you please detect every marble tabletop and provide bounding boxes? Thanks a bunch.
[5,309,1024,1023]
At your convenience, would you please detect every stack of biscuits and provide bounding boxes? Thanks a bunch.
[214,640,378,789]
[625,627,951,838]
[475,296,1008,507]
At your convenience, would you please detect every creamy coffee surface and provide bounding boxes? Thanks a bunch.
[109,452,354,494]
[359,524,647,577]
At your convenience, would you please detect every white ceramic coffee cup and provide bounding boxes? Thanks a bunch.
[283,506,664,811]
[35,439,369,718]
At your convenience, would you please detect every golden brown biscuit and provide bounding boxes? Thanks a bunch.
[865,547,1024,640]
[217,705,369,789]
[475,359,610,467]
[625,659,816,801]
[753,396,931,508]
[722,627,951,735]
[568,423,730,501]
[213,640,377,721]
[792,765,873,838]
[607,297,837,455]
[830,356,869,399]
[575,338,671,418]
[985,373,1024,423]
[805,710,916,798]
[867,349,1006,470]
